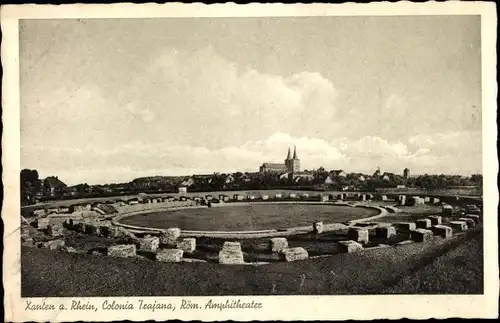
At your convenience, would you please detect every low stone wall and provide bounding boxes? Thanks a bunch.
[111,201,381,239]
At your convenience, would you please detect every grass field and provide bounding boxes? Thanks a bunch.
[119,204,378,231]
[21,227,483,296]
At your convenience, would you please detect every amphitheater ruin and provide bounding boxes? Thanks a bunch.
[21,191,483,266]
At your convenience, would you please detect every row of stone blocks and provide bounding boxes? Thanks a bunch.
[217,240,310,264]
[107,243,191,263]
[343,216,478,246]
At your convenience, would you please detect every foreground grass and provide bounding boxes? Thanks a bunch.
[21,228,482,296]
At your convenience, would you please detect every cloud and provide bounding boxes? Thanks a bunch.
[118,46,340,147]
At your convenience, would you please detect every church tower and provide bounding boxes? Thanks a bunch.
[285,147,292,171]
[291,146,300,172]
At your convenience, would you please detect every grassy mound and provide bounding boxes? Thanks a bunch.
[21,228,482,296]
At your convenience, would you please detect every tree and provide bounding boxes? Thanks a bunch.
[20,169,42,205]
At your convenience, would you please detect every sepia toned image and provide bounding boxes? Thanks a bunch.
[2,2,498,321]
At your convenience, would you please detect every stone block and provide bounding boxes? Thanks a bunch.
[450,221,468,231]
[222,241,241,252]
[33,209,47,217]
[313,221,324,234]
[37,218,50,230]
[280,247,308,262]
[458,218,476,228]
[156,249,184,262]
[430,225,452,238]
[410,229,433,242]
[86,223,101,235]
[74,222,86,233]
[47,224,63,237]
[395,222,416,232]
[176,238,196,252]
[416,219,432,229]
[428,215,442,225]
[375,226,396,239]
[140,235,160,252]
[347,228,369,243]
[44,239,65,250]
[442,205,454,216]
[108,244,136,258]
[337,240,364,253]
[269,238,288,253]
[218,249,244,264]
[160,228,181,246]
[465,214,480,224]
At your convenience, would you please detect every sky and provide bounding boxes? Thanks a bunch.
[19,16,482,185]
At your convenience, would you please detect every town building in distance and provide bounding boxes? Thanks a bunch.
[259,146,300,173]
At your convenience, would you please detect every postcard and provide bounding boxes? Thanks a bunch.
[1,2,498,321]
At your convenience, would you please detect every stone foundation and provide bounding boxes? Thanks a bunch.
[347,228,369,243]
[458,218,476,228]
[313,221,324,234]
[47,224,63,237]
[465,214,480,224]
[375,226,396,239]
[218,249,244,264]
[21,234,33,245]
[108,244,136,258]
[410,229,433,242]
[416,219,432,229]
[156,249,184,262]
[430,225,452,238]
[269,237,288,253]
[222,241,242,252]
[450,221,468,231]
[85,222,101,235]
[140,235,160,252]
[337,240,364,253]
[160,228,181,246]
[428,215,442,225]
[395,222,416,232]
[44,239,65,250]
[176,238,196,252]
[280,247,308,262]
[37,218,50,230]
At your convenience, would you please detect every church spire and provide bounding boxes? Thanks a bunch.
[286,147,291,160]
[293,145,298,159]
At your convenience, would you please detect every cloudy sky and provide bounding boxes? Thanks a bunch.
[20,16,482,185]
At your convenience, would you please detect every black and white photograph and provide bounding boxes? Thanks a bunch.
[2,2,498,321]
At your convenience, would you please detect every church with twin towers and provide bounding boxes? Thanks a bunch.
[259,146,301,173]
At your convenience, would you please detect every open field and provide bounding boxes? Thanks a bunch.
[119,204,378,231]
[21,227,482,296]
